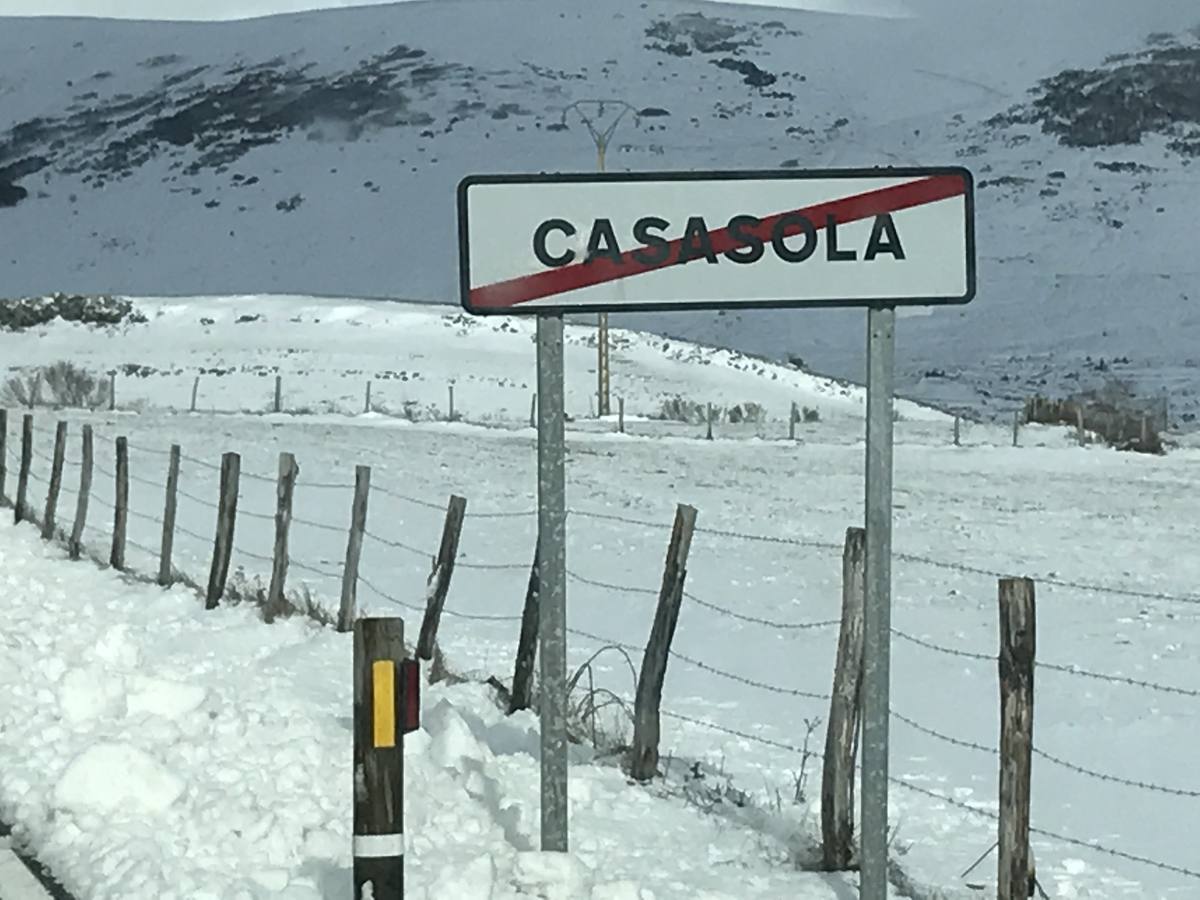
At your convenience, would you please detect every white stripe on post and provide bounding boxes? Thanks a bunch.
[352,833,405,858]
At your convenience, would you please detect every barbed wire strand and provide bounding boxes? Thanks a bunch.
[662,710,1200,880]
[892,629,1200,698]
[891,710,1200,798]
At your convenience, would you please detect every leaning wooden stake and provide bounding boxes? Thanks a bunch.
[267,452,299,615]
[509,547,540,713]
[365,380,373,414]
[205,451,240,609]
[789,401,798,441]
[337,465,371,632]
[69,426,93,560]
[618,397,626,434]
[998,577,1036,900]
[111,436,129,570]
[158,444,181,585]
[630,503,698,781]
[530,393,537,429]
[821,526,867,870]
[15,413,32,524]
[0,408,8,501]
[42,420,68,540]
[706,404,715,441]
[190,376,200,413]
[417,494,468,659]
[953,415,961,447]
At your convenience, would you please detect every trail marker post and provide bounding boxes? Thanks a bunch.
[457,167,976,875]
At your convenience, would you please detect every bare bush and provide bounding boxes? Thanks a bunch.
[1,371,42,408]
[2,362,110,410]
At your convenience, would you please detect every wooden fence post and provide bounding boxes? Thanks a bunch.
[353,617,410,899]
[69,425,93,560]
[417,495,468,660]
[337,465,372,632]
[530,393,537,429]
[1075,408,1085,446]
[821,526,867,870]
[998,577,1036,900]
[509,547,540,713]
[109,372,116,411]
[1011,411,1020,448]
[205,452,240,609]
[789,401,798,441]
[15,413,32,524]
[706,404,714,441]
[448,384,456,422]
[42,420,68,540]
[0,408,7,502]
[267,452,299,614]
[190,376,200,412]
[630,503,698,781]
[953,415,961,447]
[1140,414,1149,447]
[274,375,283,413]
[365,380,372,414]
[618,397,625,434]
[111,436,129,569]
[158,444,181,585]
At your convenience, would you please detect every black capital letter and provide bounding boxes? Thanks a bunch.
[724,215,765,264]
[677,216,719,264]
[586,218,624,264]
[864,213,906,260]
[826,214,857,261]
[632,216,671,266]
[771,212,817,263]
[533,219,576,268]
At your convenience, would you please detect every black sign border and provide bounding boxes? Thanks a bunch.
[457,166,976,316]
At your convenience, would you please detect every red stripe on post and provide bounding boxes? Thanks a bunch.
[400,658,420,734]
[468,174,967,310]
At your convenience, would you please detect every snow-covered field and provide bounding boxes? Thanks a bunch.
[1,299,1198,898]
[3,0,1199,423]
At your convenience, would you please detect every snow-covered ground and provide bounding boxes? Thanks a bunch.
[2,0,1199,423]
[0,295,949,427]
[1,301,1198,897]
[0,524,852,900]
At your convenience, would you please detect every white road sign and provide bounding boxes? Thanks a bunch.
[457,168,975,314]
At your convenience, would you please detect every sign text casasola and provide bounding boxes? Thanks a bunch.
[457,168,975,315]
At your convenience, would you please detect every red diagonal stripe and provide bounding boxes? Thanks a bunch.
[469,173,967,310]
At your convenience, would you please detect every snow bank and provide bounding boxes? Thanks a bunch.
[0,523,848,899]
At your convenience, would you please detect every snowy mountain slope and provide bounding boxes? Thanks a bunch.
[2,0,1199,422]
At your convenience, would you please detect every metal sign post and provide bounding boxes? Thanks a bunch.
[535,313,569,851]
[860,305,895,899]
[457,167,974,882]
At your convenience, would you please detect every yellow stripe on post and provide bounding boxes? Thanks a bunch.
[372,660,396,748]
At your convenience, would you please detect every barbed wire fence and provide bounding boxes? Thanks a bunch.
[2,412,1198,889]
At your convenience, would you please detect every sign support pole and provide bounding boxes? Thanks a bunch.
[860,304,895,900]
[536,312,569,852]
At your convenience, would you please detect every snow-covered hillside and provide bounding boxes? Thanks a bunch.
[2,0,1199,423]
[0,295,947,427]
